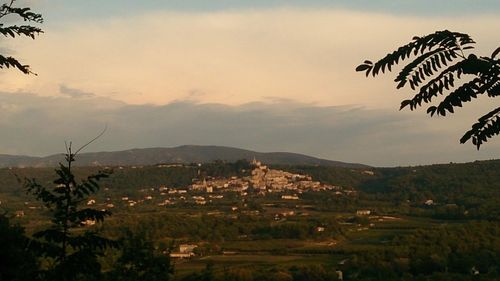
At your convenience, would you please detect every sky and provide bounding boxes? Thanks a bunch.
[0,0,499,166]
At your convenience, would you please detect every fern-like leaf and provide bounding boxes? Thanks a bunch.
[461,107,500,149]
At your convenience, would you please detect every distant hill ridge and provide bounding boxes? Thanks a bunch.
[0,145,368,168]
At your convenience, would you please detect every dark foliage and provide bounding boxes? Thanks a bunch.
[106,229,172,281]
[358,160,500,220]
[344,221,500,281]
[179,263,215,281]
[0,0,43,74]
[179,264,341,281]
[357,30,500,148]
[0,214,39,281]
[24,149,117,281]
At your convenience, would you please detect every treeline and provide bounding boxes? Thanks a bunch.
[0,214,173,281]
[180,264,342,281]
[176,221,500,281]
[101,213,341,244]
[270,164,370,188]
[277,161,500,220]
[342,221,500,280]
[361,161,500,220]
[3,159,500,222]
[0,160,251,193]
[0,153,178,281]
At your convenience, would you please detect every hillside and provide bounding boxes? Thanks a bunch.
[0,154,40,167]
[0,145,368,168]
[2,158,499,281]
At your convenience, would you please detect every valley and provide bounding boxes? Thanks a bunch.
[1,158,499,280]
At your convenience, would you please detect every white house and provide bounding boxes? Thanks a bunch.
[356,210,371,216]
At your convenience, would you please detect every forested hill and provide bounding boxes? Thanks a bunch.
[0,154,39,167]
[278,159,500,219]
[0,145,368,168]
[1,158,499,220]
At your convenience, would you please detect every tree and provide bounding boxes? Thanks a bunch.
[356,30,500,148]
[0,0,43,74]
[0,214,39,281]
[107,229,173,281]
[24,144,117,281]
[0,2,43,280]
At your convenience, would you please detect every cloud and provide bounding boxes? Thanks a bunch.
[59,84,95,98]
[0,47,14,54]
[0,92,499,166]
[181,88,206,102]
[37,0,500,21]
[2,8,498,108]
[1,7,499,166]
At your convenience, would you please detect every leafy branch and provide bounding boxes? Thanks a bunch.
[0,0,43,74]
[357,30,500,149]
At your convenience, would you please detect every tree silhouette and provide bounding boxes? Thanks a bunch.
[0,214,39,281]
[0,2,43,280]
[0,0,43,74]
[108,229,173,281]
[24,144,117,281]
[356,30,500,149]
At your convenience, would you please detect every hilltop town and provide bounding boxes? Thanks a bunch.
[111,159,356,208]
[189,158,352,198]
[9,159,360,220]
